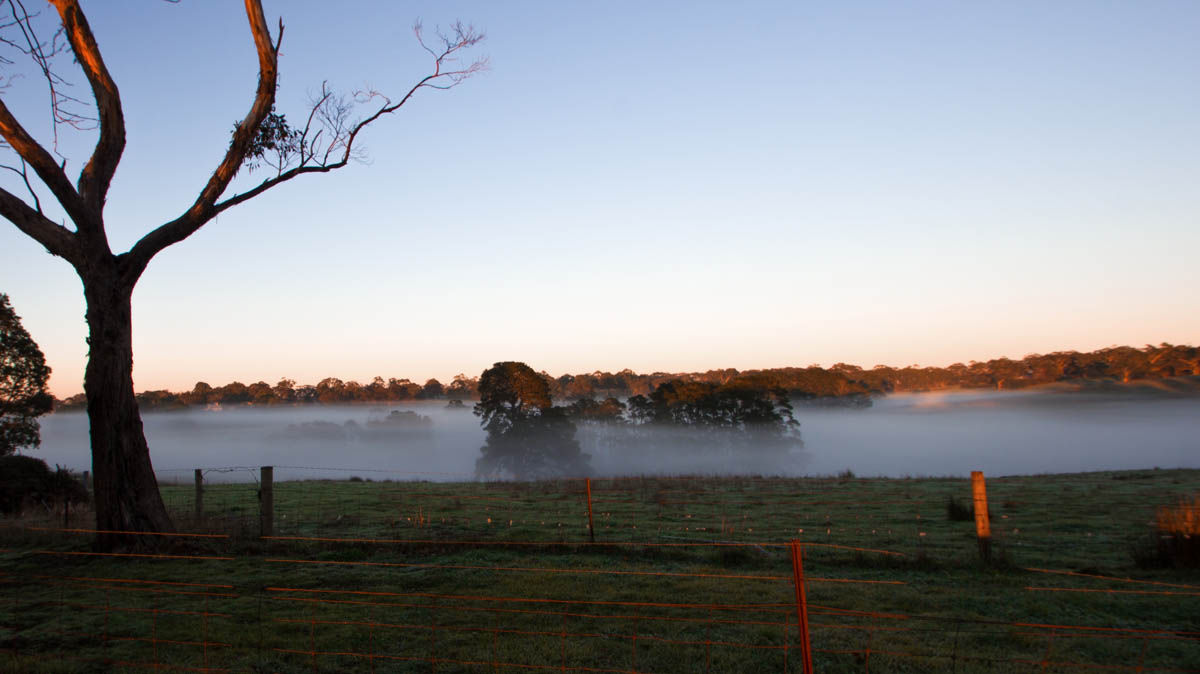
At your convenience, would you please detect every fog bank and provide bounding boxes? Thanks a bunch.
[29,390,1200,481]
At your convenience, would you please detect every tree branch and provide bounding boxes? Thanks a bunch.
[210,160,346,216]
[333,21,486,167]
[0,157,41,213]
[1,0,95,151]
[0,184,78,264]
[122,14,484,286]
[208,23,486,219]
[0,95,89,226]
[122,0,279,282]
[50,0,124,219]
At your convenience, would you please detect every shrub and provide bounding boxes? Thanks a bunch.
[0,455,88,515]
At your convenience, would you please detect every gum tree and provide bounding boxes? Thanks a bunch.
[0,0,484,548]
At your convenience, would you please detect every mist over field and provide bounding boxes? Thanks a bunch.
[31,390,1200,482]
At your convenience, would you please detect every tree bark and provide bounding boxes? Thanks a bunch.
[81,266,173,550]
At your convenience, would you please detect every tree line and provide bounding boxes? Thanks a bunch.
[53,342,1200,412]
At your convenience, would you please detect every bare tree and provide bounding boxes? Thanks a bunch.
[0,1,484,549]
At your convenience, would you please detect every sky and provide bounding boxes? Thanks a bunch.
[1,1,1198,398]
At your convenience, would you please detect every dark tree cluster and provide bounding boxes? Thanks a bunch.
[279,409,433,443]
[835,343,1200,393]
[58,375,479,411]
[474,362,590,480]
[549,343,1199,401]
[555,377,804,464]
[627,379,799,439]
[0,454,88,515]
[1,294,52,455]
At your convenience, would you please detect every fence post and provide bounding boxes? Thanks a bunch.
[789,540,814,674]
[194,469,204,521]
[971,470,991,561]
[260,466,274,538]
[586,478,596,543]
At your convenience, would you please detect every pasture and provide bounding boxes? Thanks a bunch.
[2,468,1199,672]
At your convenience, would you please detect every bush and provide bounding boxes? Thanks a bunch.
[0,455,89,515]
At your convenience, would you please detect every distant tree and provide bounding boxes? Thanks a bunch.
[342,380,365,401]
[365,376,389,400]
[57,392,87,410]
[247,381,274,405]
[216,381,250,405]
[565,396,627,461]
[316,378,347,403]
[565,397,627,423]
[272,378,296,403]
[293,384,318,404]
[181,381,214,406]
[386,378,419,400]
[474,362,590,479]
[417,378,445,400]
[629,379,802,453]
[366,409,432,429]
[446,373,478,400]
[134,389,185,411]
[0,294,53,455]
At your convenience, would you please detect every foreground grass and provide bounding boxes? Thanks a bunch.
[2,469,1199,672]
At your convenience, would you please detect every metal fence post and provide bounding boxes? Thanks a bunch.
[586,478,596,543]
[194,469,204,521]
[260,466,274,538]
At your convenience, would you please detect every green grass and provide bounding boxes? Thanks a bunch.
[3,469,1199,672]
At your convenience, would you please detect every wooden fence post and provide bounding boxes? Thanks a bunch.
[194,469,204,521]
[789,540,814,674]
[586,478,596,543]
[260,466,274,538]
[971,470,991,561]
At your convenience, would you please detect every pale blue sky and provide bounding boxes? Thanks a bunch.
[2,1,1198,396]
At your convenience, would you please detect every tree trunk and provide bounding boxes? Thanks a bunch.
[82,270,173,550]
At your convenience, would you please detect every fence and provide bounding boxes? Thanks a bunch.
[2,468,1199,672]
[148,467,1200,569]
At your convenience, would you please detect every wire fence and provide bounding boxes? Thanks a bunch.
[143,467,1200,569]
[2,468,1199,672]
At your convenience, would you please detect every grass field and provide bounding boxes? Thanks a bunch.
[2,468,1199,672]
